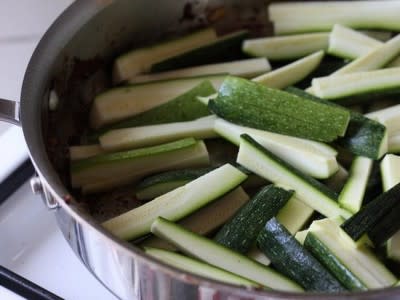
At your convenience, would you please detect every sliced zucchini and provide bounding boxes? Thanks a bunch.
[387,233,400,263]
[100,116,217,152]
[90,75,225,129]
[150,217,303,291]
[71,138,209,188]
[102,164,247,240]
[237,134,351,219]
[366,104,400,135]
[387,56,400,68]
[143,247,259,288]
[210,76,350,143]
[243,33,329,61]
[113,28,217,82]
[371,156,400,248]
[197,93,217,106]
[214,118,338,179]
[90,80,216,139]
[247,247,271,267]
[257,217,346,292]
[135,167,214,201]
[269,1,400,35]
[381,154,400,192]
[368,201,400,246]
[295,229,309,245]
[324,164,349,193]
[341,182,400,241]
[361,31,392,42]
[285,87,388,160]
[328,24,382,60]
[312,67,400,101]
[214,185,293,253]
[252,51,324,89]
[338,156,373,214]
[333,34,400,76]
[140,187,249,251]
[389,133,400,153]
[305,218,396,290]
[69,144,104,161]
[151,30,248,72]
[276,197,314,234]
[129,58,270,83]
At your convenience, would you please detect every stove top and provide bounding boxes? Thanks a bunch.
[0,179,116,300]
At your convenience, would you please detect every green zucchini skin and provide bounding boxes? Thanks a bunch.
[214,185,293,253]
[304,233,367,291]
[368,201,400,246]
[341,182,400,241]
[209,76,350,143]
[89,80,216,140]
[135,167,215,200]
[136,167,214,191]
[240,134,339,203]
[257,218,346,292]
[151,217,304,291]
[285,87,387,159]
[151,31,248,72]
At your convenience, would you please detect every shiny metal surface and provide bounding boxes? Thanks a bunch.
[0,98,20,125]
[5,0,400,299]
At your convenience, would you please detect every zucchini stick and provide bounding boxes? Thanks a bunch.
[243,33,329,61]
[253,51,324,89]
[269,1,400,35]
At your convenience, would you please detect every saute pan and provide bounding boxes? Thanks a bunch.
[1,0,399,299]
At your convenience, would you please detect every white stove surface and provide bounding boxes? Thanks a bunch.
[0,181,116,300]
[0,1,118,299]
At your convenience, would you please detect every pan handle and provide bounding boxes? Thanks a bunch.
[0,99,20,126]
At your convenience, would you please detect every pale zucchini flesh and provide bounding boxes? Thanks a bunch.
[69,144,104,161]
[215,118,338,179]
[380,154,400,262]
[237,134,351,219]
[338,156,373,214]
[328,24,382,60]
[312,67,400,100]
[90,75,225,129]
[71,138,209,188]
[295,230,309,245]
[247,247,271,267]
[269,1,400,35]
[333,34,400,76]
[144,247,260,288]
[381,154,400,192]
[100,115,218,151]
[102,164,247,240]
[151,30,248,73]
[243,33,329,61]
[151,217,303,291]
[128,58,271,83]
[276,197,314,234]
[252,51,324,89]
[366,104,400,135]
[388,133,400,153]
[113,28,217,82]
[91,80,216,138]
[388,56,400,68]
[308,218,396,289]
[140,187,249,251]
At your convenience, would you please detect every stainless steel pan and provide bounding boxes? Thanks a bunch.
[1,0,399,299]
